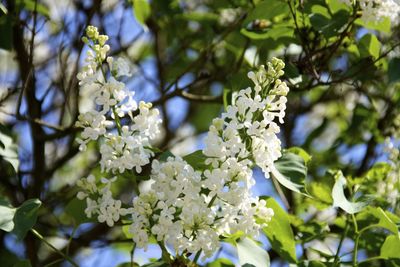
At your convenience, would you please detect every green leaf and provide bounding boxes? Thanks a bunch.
[357,207,399,234]
[206,258,235,267]
[244,0,289,24]
[236,237,270,267]
[240,26,293,40]
[0,203,16,232]
[116,262,139,267]
[309,8,349,38]
[262,197,297,263]
[388,58,400,84]
[133,0,151,27]
[12,199,41,240]
[0,15,13,50]
[16,0,50,18]
[273,151,307,194]
[158,150,174,162]
[0,124,19,172]
[331,171,366,214]
[122,224,133,239]
[358,33,381,59]
[355,17,391,34]
[13,260,32,267]
[0,199,41,239]
[183,150,209,171]
[381,235,400,259]
[65,198,92,225]
[287,147,312,165]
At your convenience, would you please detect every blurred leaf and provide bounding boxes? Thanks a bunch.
[16,0,50,18]
[240,26,293,40]
[308,182,333,206]
[0,3,7,14]
[262,197,297,263]
[0,15,13,50]
[0,202,16,232]
[0,247,19,267]
[357,207,399,234]
[116,262,139,267]
[189,103,222,132]
[206,258,234,267]
[273,151,307,194]
[287,147,312,165]
[13,260,32,267]
[236,237,270,267]
[158,150,174,162]
[388,58,400,84]
[0,124,19,172]
[12,199,41,240]
[0,199,41,240]
[355,17,391,34]
[309,7,349,38]
[358,33,381,59]
[65,198,92,225]
[183,150,209,171]
[381,235,400,259]
[133,0,151,27]
[244,0,289,24]
[332,171,366,214]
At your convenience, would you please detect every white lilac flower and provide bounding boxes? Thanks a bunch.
[77,175,130,226]
[75,25,161,172]
[377,138,400,208]
[77,28,283,261]
[340,0,400,24]
[203,57,288,179]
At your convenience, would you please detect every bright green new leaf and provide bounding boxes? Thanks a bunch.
[236,237,270,267]
[332,171,366,214]
[244,0,289,24]
[358,33,381,59]
[357,207,399,234]
[133,0,151,27]
[16,0,50,18]
[381,235,400,259]
[262,197,297,263]
[273,151,307,194]
[207,258,235,267]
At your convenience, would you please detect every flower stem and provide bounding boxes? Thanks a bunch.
[31,229,79,267]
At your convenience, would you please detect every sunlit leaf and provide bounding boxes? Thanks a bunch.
[332,171,366,214]
[381,235,400,259]
[133,0,151,27]
[262,197,297,263]
[236,237,270,267]
[273,150,308,194]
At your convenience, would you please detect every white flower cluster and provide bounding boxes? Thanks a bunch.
[128,58,288,259]
[77,175,131,226]
[341,0,400,23]
[75,25,161,173]
[204,57,288,178]
[75,26,161,225]
[75,27,288,261]
[129,157,273,259]
[377,138,400,209]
